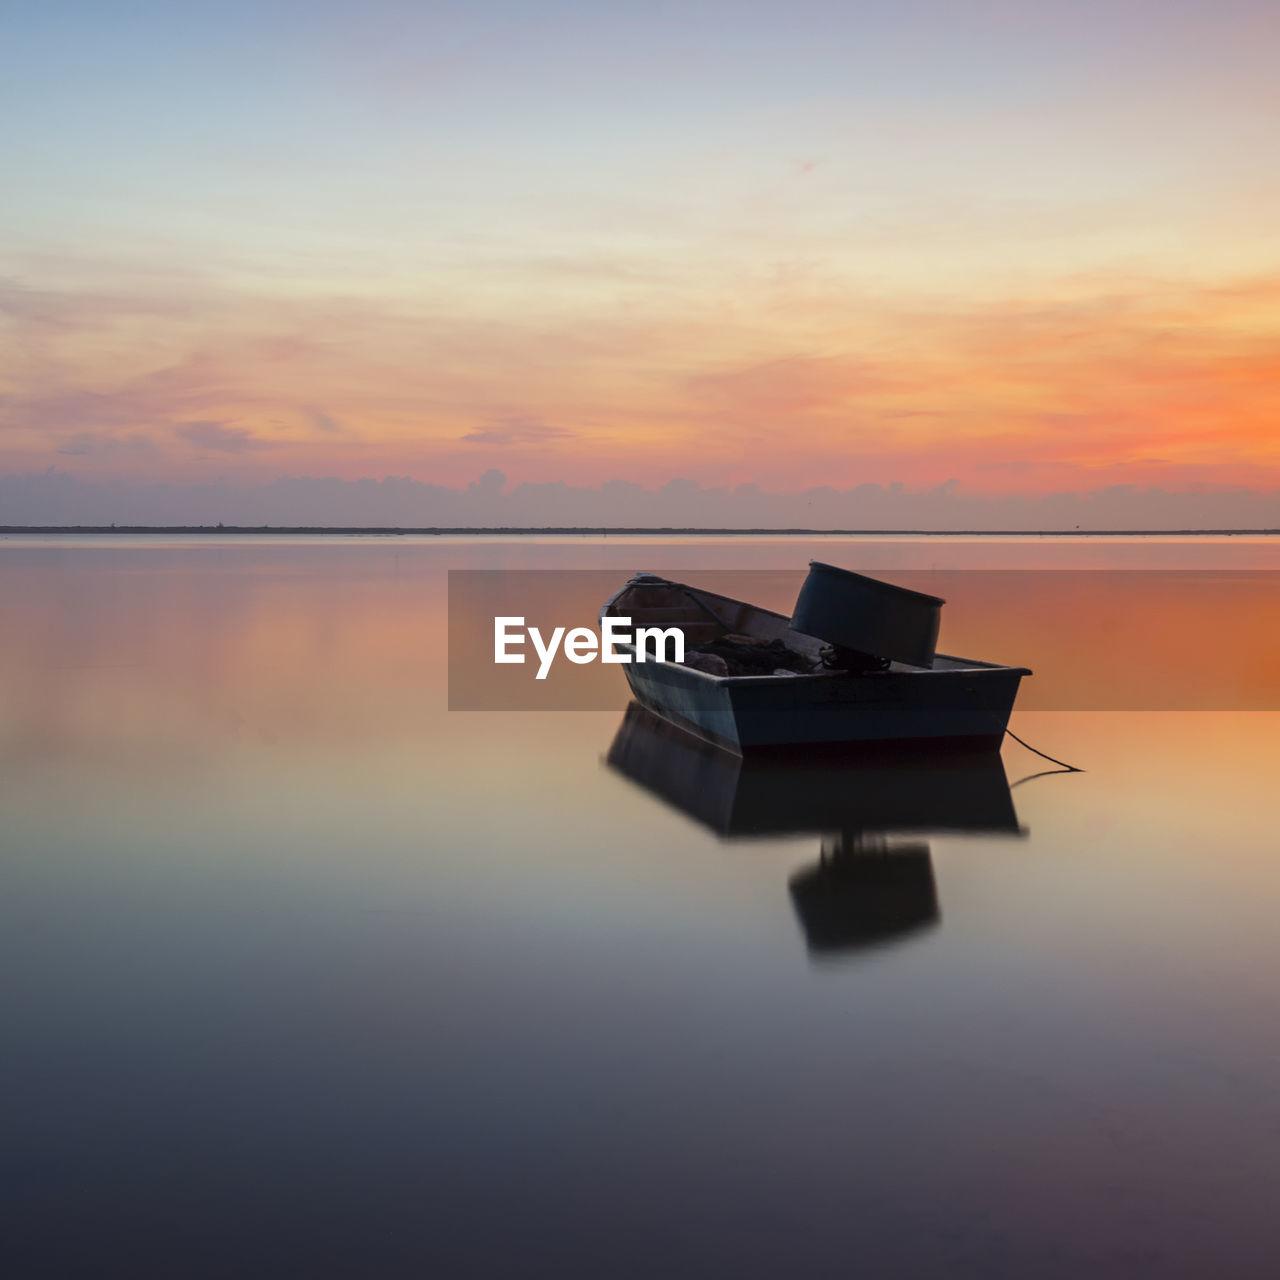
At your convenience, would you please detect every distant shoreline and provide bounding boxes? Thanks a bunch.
[3,526,1279,537]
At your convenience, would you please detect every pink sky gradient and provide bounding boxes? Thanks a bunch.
[2,1,1278,524]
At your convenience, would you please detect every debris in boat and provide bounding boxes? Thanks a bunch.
[818,645,892,674]
[684,633,813,676]
[683,651,730,677]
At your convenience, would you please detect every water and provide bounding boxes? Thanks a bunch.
[3,535,1280,1278]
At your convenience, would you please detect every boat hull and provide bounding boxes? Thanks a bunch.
[621,651,1026,755]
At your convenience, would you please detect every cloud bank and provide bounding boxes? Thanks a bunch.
[3,469,1277,530]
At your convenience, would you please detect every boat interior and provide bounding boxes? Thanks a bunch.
[602,574,1010,675]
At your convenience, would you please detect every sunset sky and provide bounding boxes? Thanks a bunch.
[3,0,1279,519]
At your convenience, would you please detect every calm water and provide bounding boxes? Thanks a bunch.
[3,535,1280,1278]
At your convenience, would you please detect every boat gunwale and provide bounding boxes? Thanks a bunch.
[600,576,1032,684]
[612,642,1032,685]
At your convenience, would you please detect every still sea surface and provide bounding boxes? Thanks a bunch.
[3,535,1280,1279]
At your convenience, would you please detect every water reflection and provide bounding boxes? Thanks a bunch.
[5,539,1280,1275]
[606,701,1024,958]
[791,838,939,955]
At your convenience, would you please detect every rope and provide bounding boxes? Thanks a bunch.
[1009,767,1077,789]
[1004,728,1083,773]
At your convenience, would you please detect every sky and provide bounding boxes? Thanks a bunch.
[2,0,1279,524]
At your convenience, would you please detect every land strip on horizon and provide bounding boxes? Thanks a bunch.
[4,527,1280,537]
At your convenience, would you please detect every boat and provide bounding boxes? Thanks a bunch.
[605,701,1025,957]
[599,567,1031,755]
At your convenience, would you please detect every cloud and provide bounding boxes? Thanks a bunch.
[173,421,274,454]
[467,468,507,495]
[3,265,1280,497]
[0,274,196,335]
[1,388,147,434]
[55,431,156,457]
[461,415,574,445]
[304,406,347,434]
[688,355,898,417]
[4,470,1279,531]
[0,352,231,438]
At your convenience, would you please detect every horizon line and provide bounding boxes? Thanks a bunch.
[4,526,1280,537]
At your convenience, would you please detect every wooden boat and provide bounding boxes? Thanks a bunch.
[599,572,1031,755]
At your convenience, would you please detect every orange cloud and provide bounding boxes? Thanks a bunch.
[2,266,1279,495]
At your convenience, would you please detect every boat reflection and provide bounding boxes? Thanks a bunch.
[791,838,939,955]
[605,701,1025,959]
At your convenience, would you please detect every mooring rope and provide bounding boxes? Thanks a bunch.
[1004,728,1084,773]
